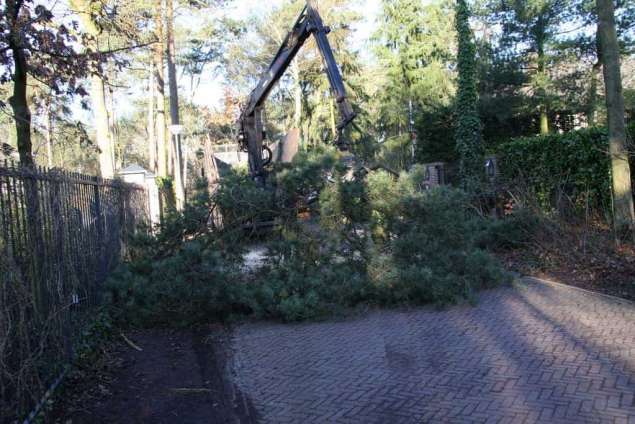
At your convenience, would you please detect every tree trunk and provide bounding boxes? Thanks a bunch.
[7,2,45,311]
[71,0,116,178]
[291,59,302,129]
[597,0,635,237]
[8,39,33,166]
[539,111,549,135]
[586,61,601,126]
[154,0,168,178]
[166,0,185,210]
[90,75,116,178]
[45,100,54,168]
[454,0,483,191]
[107,85,120,170]
[147,63,157,173]
[537,40,550,135]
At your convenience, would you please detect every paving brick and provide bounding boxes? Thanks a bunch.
[226,279,635,423]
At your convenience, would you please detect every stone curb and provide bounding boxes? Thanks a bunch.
[522,275,635,307]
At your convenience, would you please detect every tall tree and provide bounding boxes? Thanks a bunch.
[70,0,116,178]
[372,0,456,165]
[147,62,157,173]
[566,0,635,125]
[166,0,185,209]
[486,0,574,134]
[153,0,168,178]
[5,1,32,166]
[596,0,635,237]
[455,0,483,190]
[1,0,92,166]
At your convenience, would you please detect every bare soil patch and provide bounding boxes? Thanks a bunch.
[497,226,635,301]
[51,326,257,423]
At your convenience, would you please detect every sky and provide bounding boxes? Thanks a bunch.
[43,0,382,133]
[190,0,382,109]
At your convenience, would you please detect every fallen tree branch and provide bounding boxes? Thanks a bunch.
[120,333,143,352]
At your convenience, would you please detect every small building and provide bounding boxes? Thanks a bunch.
[118,164,161,226]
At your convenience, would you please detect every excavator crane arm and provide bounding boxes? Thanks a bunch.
[238,0,356,183]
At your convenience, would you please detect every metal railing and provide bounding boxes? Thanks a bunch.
[0,162,149,422]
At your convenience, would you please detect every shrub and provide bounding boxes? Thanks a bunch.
[107,156,510,325]
[319,168,371,257]
[366,164,452,241]
[107,179,251,327]
[474,207,541,250]
[127,178,217,264]
[375,187,508,304]
[106,240,248,327]
[366,169,402,241]
[274,147,339,205]
[250,229,370,322]
[213,168,276,233]
[497,128,611,215]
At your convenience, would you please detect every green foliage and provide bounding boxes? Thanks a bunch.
[375,135,415,171]
[373,0,456,112]
[371,0,456,164]
[108,179,251,326]
[497,128,612,215]
[366,164,434,240]
[255,180,509,321]
[73,311,114,365]
[475,208,541,250]
[128,178,215,263]
[214,168,276,231]
[320,171,371,229]
[366,170,402,241]
[249,234,369,321]
[107,151,509,325]
[368,186,508,304]
[455,0,483,191]
[107,239,247,327]
[483,0,577,131]
[274,147,340,209]
[415,105,459,163]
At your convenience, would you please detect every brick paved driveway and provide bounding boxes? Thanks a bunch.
[229,278,635,423]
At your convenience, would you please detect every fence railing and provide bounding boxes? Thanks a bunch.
[0,162,149,422]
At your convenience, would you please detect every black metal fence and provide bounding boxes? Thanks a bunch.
[0,162,148,422]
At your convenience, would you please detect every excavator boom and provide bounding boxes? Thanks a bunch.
[238,0,356,183]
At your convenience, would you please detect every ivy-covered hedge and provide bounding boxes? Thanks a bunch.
[497,128,611,214]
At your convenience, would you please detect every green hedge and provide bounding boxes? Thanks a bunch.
[497,128,612,214]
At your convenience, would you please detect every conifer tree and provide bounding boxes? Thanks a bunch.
[454,0,482,191]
